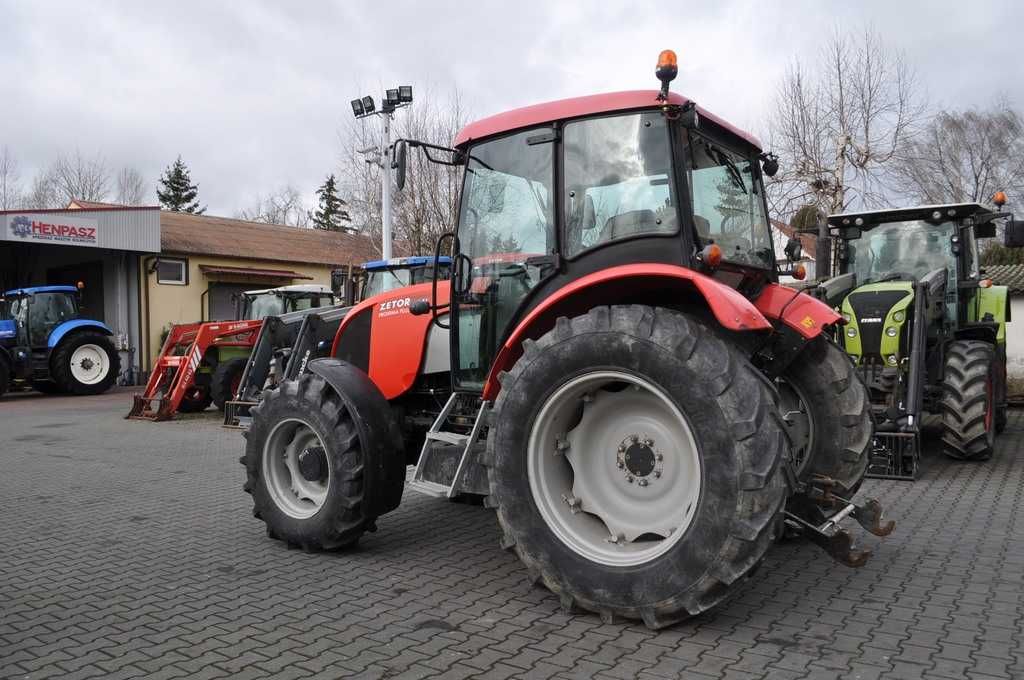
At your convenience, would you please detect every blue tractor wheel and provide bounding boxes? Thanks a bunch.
[51,331,120,395]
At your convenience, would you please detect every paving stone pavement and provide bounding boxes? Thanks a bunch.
[1,388,1022,680]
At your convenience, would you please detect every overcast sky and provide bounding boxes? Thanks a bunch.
[2,0,1022,216]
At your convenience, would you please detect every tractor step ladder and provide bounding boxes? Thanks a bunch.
[409,393,487,498]
[127,320,262,422]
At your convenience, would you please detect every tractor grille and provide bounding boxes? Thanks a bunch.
[848,289,909,359]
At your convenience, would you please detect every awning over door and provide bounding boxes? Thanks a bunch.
[198,264,313,280]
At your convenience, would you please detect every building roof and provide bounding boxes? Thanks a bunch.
[160,211,379,267]
[67,199,146,210]
[985,264,1024,295]
[454,90,762,149]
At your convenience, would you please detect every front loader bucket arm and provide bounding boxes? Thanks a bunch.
[128,320,263,422]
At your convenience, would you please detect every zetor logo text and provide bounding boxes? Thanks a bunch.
[377,296,420,319]
[10,215,97,244]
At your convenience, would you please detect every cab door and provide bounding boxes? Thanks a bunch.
[451,128,556,391]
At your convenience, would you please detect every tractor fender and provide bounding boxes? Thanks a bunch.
[330,280,451,400]
[48,319,113,348]
[481,264,772,401]
[305,358,407,517]
[752,282,842,339]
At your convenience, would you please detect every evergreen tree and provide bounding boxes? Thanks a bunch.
[156,156,205,213]
[312,174,352,231]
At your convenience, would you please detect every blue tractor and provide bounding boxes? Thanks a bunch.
[0,285,120,398]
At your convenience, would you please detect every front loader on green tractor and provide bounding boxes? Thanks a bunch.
[820,200,1024,479]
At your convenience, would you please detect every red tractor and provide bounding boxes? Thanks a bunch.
[242,51,890,627]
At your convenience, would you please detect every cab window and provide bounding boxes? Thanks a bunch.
[562,112,676,257]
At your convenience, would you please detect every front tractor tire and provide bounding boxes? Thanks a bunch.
[51,331,120,395]
[777,337,872,494]
[941,340,997,461]
[485,306,787,629]
[242,367,405,550]
[211,357,247,411]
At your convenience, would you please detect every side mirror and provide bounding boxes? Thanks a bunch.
[393,141,408,191]
[760,152,779,178]
[783,236,802,262]
[1005,219,1024,248]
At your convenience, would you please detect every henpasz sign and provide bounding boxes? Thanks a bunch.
[6,214,99,246]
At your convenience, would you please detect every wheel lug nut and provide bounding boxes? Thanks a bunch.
[655,453,663,462]
[653,470,661,478]
[638,479,649,487]
[630,435,639,443]
[617,445,626,453]
[616,460,624,469]
[626,475,634,483]
[644,438,654,447]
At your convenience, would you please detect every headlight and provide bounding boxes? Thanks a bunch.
[847,327,857,338]
[887,355,898,366]
[893,310,905,322]
[886,326,898,337]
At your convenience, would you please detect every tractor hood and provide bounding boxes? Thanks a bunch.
[840,281,915,365]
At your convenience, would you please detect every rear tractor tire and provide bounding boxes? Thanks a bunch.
[211,357,247,411]
[941,340,997,461]
[242,367,405,550]
[777,337,872,494]
[51,331,120,396]
[485,305,787,629]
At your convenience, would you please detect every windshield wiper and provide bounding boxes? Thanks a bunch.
[710,146,747,194]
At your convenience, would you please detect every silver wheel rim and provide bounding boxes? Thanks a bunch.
[262,418,330,519]
[70,344,110,385]
[527,370,702,567]
[777,377,814,478]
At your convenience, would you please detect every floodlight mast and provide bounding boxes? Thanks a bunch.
[350,86,413,260]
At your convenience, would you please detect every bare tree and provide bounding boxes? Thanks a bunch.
[236,185,312,228]
[25,169,60,209]
[337,86,470,257]
[115,167,147,205]
[766,27,926,221]
[0,146,21,209]
[891,101,1024,210]
[49,150,111,204]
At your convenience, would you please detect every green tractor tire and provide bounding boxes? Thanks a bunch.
[941,340,997,461]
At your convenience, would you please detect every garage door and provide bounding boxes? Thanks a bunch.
[208,282,259,321]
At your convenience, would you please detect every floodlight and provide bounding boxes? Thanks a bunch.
[361,96,375,114]
[385,89,400,107]
[351,99,365,117]
[398,86,413,103]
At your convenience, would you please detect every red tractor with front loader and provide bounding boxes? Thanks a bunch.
[241,51,890,628]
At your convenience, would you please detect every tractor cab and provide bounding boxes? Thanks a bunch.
[428,91,779,390]
[359,256,452,301]
[2,286,82,349]
[236,285,336,321]
[825,202,1024,477]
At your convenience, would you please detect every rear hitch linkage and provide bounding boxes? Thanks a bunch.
[782,464,896,568]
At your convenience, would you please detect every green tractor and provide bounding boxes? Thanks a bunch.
[820,201,1024,478]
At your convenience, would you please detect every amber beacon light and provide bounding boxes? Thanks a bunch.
[656,50,678,100]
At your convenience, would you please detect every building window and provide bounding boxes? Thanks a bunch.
[156,258,188,285]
